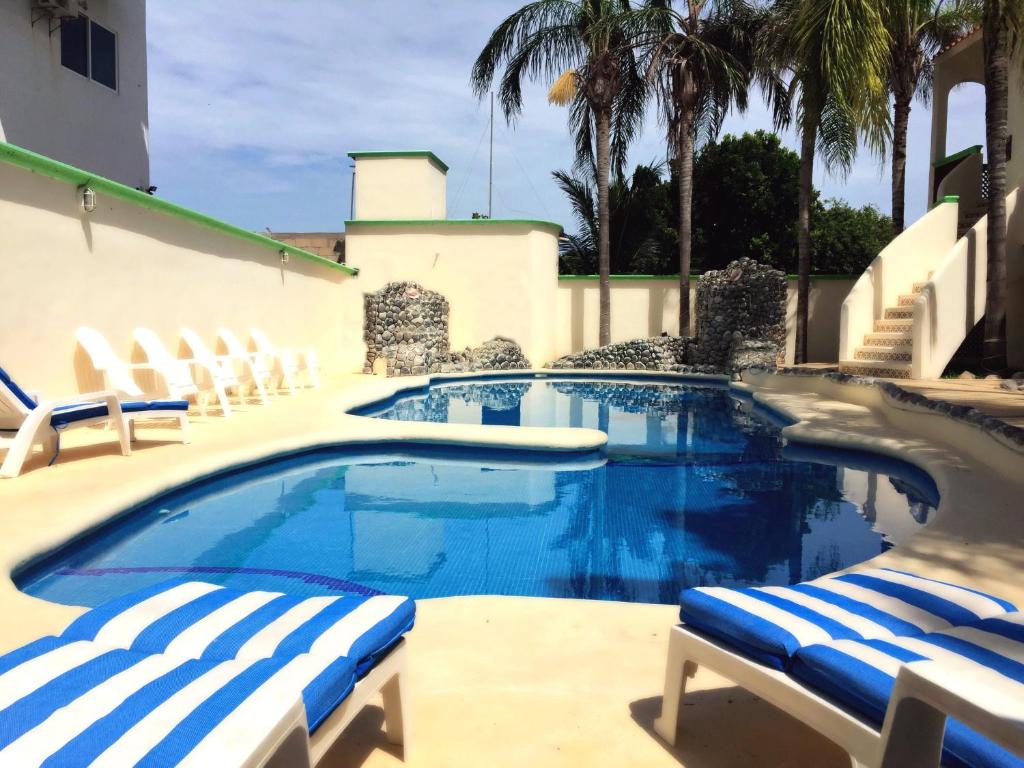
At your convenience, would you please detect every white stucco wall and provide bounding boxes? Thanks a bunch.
[350,155,447,220]
[0,161,360,396]
[556,277,856,365]
[345,222,561,368]
[0,0,149,188]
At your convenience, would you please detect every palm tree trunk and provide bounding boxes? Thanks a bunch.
[596,107,613,347]
[676,111,695,337]
[982,9,1009,373]
[796,123,816,365]
[891,89,912,236]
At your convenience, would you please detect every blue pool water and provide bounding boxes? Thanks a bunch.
[18,377,938,607]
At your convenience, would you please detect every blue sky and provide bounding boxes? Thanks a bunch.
[146,2,987,235]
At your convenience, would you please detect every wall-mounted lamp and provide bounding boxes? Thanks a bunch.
[78,185,96,213]
[279,249,289,265]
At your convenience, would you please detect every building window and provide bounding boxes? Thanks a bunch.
[60,16,117,91]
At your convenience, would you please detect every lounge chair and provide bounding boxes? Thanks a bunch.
[250,328,321,394]
[0,365,188,478]
[655,568,1022,767]
[0,579,413,766]
[76,328,197,435]
[133,328,238,417]
[216,328,276,400]
[182,328,269,407]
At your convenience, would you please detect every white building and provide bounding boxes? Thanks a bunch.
[0,0,149,188]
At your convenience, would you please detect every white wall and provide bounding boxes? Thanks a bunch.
[0,0,149,188]
[350,155,447,220]
[0,161,360,396]
[346,222,561,369]
[556,277,856,365]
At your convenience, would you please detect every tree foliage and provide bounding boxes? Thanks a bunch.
[556,131,892,276]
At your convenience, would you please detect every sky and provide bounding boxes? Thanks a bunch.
[146,1,988,236]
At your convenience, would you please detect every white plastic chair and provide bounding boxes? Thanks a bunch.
[75,327,193,440]
[0,365,130,478]
[181,328,268,407]
[249,328,321,394]
[216,328,276,401]
[133,328,236,417]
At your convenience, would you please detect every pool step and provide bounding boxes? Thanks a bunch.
[838,360,913,379]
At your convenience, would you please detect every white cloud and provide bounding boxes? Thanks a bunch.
[147,1,965,235]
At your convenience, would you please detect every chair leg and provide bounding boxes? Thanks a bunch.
[879,696,946,768]
[129,418,137,443]
[381,662,409,750]
[178,414,192,444]
[215,383,232,418]
[0,429,35,478]
[115,417,131,456]
[654,629,699,745]
[253,376,269,406]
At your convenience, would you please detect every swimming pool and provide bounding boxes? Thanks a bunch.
[18,377,938,608]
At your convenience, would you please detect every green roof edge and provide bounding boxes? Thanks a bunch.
[347,150,449,173]
[0,142,357,276]
[932,144,983,168]
[558,273,859,281]
[345,218,563,234]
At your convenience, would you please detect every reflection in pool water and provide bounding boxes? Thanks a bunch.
[18,378,938,608]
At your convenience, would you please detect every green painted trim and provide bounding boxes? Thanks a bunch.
[346,150,449,173]
[932,144,983,168]
[0,142,358,276]
[345,218,563,235]
[930,194,961,209]
[558,273,859,281]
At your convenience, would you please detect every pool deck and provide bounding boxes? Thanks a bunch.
[0,370,1022,767]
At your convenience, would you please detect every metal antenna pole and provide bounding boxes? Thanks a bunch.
[488,92,494,218]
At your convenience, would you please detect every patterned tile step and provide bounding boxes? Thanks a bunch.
[912,282,928,293]
[855,346,911,362]
[897,294,919,306]
[873,319,913,333]
[839,360,912,379]
[884,307,914,320]
[863,333,913,347]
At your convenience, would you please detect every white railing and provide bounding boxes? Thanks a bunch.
[839,201,960,360]
[911,187,1020,378]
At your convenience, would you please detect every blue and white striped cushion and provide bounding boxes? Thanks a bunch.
[61,579,415,676]
[0,635,356,766]
[679,568,1017,669]
[791,612,1024,768]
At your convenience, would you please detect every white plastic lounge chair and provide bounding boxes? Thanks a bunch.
[0,365,130,478]
[182,328,269,407]
[133,328,238,418]
[250,328,321,394]
[655,568,1021,768]
[217,328,276,401]
[0,578,414,765]
[76,327,196,438]
[0,365,190,478]
[879,656,1024,767]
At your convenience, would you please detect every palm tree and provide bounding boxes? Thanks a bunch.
[882,0,981,234]
[761,0,891,363]
[554,162,670,273]
[640,0,762,336]
[980,0,1022,372]
[471,1,647,346]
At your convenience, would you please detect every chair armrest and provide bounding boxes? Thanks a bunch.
[44,390,122,407]
[880,660,1024,768]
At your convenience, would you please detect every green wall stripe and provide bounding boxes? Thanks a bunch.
[0,141,357,276]
[345,218,563,234]
[347,150,450,173]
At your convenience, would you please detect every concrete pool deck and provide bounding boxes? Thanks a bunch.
[0,370,1021,767]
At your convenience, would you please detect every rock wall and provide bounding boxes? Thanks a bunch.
[363,281,530,376]
[547,336,702,372]
[693,257,787,369]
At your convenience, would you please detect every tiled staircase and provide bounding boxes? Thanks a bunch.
[839,201,987,379]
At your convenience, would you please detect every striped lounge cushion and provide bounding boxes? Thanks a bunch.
[791,612,1024,768]
[49,400,190,428]
[60,579,415,676]
[0,635,356,766]
[679,568,1017,669]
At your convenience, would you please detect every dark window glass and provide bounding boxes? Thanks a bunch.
[89,22,117,90]
[60,16,88,77]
